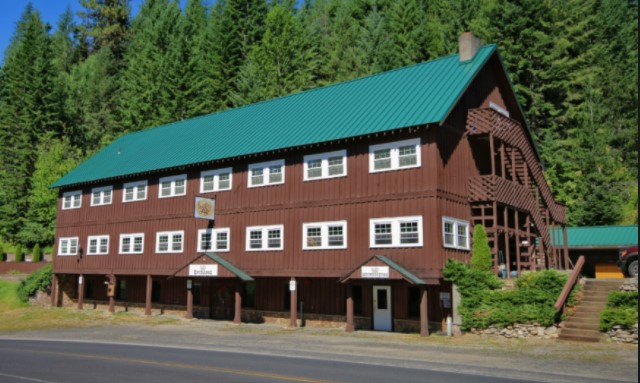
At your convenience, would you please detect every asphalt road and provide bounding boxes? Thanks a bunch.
[0,339,551,383]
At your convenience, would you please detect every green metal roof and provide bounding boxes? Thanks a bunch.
[552,225,638,248]
[374,255,426,285]
[205,252,254,281]
[52,45,497,188]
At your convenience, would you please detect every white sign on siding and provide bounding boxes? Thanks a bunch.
[194,197,215,220]
[361,266,390,279]
[188,264,218,277]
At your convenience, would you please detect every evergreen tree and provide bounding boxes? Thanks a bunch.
[470,224,492,272]
[381,0,426,69]
[0,5,59,241]
[32,244,42,262]
[14,244,24,262]
[77,0,131,61]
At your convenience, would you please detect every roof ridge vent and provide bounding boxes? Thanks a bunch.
[459,32,481,62]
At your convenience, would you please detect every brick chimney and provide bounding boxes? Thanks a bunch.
[459,32,481,62]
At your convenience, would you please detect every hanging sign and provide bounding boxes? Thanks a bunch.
[361,266,389,279]
[194,197,215,220]
[188,264,218,277]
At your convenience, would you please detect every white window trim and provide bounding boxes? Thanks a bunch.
[158,174,187,198]
[303,150,347,181]
[302,221,347,250]
[90,186,113,206]
[87,235,110,255]
[368,138,421,173]
[200,167,233,193]
[58,237,79,256]
[122,180,148,202]
[369,216,423,248]
[119,233,145,254]
[197,228,230,252]
[156,230,185,253]
[62,190,82,210]
[247,159,285,188]
[245,225,284,251]
[442,217,470,250]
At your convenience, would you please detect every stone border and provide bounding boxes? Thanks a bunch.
[468,323,560,339]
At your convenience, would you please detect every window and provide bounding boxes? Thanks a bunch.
[246,225,283,251]
[303,150,347,181]
[58,237,79,256]
[119,233,144,254]
[156,231,184,253]
[90,186,113,206]
[197,228,230,252]
[442,217,470,250]
[87,235,109,255]
[200,168,232,193]
[369,216,423,248]
[369,138,421,173]
[248,160,285,187]
[123,180,147,202]
[62,190,82,209]
[158,174,187,198]
[303,221,347,250]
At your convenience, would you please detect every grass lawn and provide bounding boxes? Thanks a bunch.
[0,279,180,332]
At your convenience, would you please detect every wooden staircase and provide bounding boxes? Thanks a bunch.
[559,279,622,342]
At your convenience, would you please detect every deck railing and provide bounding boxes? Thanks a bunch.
[554,255,585,312]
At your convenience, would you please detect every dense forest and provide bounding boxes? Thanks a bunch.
[0,0,637,251]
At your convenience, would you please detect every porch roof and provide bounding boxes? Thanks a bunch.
[340,255,426,285]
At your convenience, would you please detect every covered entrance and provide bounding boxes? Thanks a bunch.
[341,255,429,336]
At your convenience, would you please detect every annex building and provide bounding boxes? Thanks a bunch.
[51,34,568,335]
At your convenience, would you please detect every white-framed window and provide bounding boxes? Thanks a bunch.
[442,217,470,250]
[369,138,421,173]
[303,221,347,250]
[248,160,285,187]
[87,235,109,255]
[62,190,82,210]
[303,150,347,181]
[123,180,147,202]
[200,168,232,193]
[119,233,144,254]
[198,228,230,252]
[246,225,284,251]
[369,216,423,248]
[90,186,113,206]
[158,174,187,198]
[58,237,79,256]
[156,231,184,253]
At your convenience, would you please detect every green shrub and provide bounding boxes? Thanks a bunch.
[14,244,24,262]
[0,243,4,262]
[470,224,492,271]
[599,291,638,331]
[16,264,52,303]
[32,244,42,262]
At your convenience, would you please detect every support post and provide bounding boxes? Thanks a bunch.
[233,283,242,324]
[489,133,496,176]
[50,274,58,308]
[186,279,193,319]
[145,275,152,316]
[492,202,499,273]
[515,211,521,274]
[504,207,511,278]
[562,226,570,270]
[289,278,297,328]
[499,141,506,178]
[108,275,116,313]
[420,286,429,337]
[77,274,84,310]
[346,284,355,333]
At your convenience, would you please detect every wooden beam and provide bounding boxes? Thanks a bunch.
[346,284,355,333]
[186,280,193,319]
[145,275,152,316]
[51,274,58,308]
[504,207,511,278]
[515,211,521,274]
[234,283,242,324]
[420,286,429,337]
[77,274,84,310]
[489,133,496,176]
[289,278,298,328]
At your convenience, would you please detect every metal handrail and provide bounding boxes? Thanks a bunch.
[554,255,585,312]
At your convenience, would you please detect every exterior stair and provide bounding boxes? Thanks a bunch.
[559,279,622,342]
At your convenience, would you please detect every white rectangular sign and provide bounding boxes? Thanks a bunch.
[194,197,215,220]
[188,264,218,277]
[361,266,390,279]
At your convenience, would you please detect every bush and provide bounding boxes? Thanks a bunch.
[600,291,638,331]
[14,244,24,262]
[470,224,492,271]
[32,244,42,262]
[16,264,52,303]
[0,243,4,262]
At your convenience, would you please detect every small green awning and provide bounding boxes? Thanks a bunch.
[340,255,426,285]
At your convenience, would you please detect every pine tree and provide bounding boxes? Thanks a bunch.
[381,0,426,70]
[77,0,131,61]
[470,224,492,272]
[32,244,42,262]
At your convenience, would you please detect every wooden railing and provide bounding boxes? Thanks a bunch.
[554,255,585,312]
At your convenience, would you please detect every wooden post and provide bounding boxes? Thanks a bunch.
[504,207,511,278]
[499,141,506,178]
[77,274,84,310]
[489,133,496,176]
[233,284,242,324]
[346,284,354,333]
[526,215,534,271]
[515,211,521,274]
[186,279,193,319]
[562,226,570,270]
[108,275,116,313]
[419,286,429,337]
[145,275,152,316]
[492,202,498,273]
[510,147,516,182]
[50,274,58,308]
[289,278,297,328]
